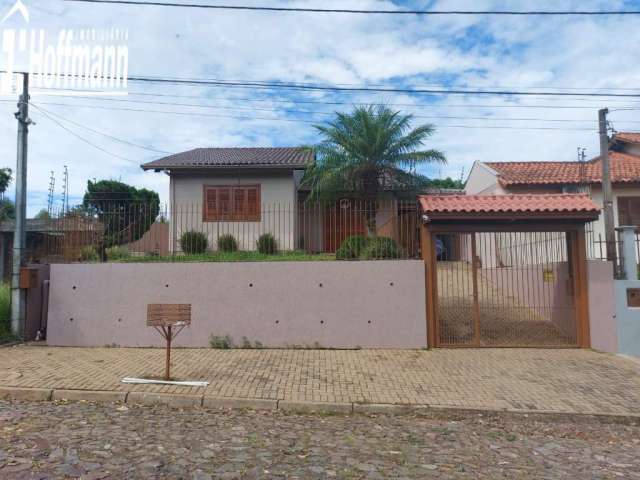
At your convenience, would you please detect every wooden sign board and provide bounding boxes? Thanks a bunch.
[147,304,192,327]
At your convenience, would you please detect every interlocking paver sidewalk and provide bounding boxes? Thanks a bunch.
[1,346,639,415]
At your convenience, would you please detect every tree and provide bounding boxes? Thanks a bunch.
[303,105,446,234]
[34,209,51,220]
[0,168,11,194]
[0,168,14,221]
[426,177,464,190]
[82,180,160,247]
[0,199,15,222]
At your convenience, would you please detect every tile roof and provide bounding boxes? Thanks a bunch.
[486,152,640,186]
[141,147,314,170]
[613,132,640,144]
[419,194,600,217]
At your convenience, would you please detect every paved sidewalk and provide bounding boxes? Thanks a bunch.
[1,346,639,416]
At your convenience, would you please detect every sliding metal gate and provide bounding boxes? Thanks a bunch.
[435,231,578,347]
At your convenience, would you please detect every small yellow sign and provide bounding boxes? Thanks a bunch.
[543,270,556,283]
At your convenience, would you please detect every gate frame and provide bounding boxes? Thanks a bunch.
[421,218,592,349]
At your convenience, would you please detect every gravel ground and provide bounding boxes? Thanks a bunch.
[1,400,639,479]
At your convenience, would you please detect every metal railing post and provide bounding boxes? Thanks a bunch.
[617,225,638,280]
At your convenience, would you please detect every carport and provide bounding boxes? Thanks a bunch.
[419,194,600,348]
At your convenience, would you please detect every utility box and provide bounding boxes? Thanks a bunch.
[627,288,640,308]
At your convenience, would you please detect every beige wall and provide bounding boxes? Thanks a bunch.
[47,261,427,348]
[170,170,298,251]
[465,161,505,195]
[588,185,640,242]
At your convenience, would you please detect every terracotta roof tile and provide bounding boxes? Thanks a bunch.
[419,194,600,217]
[613,132,640,144]
[486,152,640,186]
[141,147,314,170]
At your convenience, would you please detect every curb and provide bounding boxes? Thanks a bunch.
[1,387,639,421]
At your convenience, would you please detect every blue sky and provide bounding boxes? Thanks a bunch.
[0,0,639,214]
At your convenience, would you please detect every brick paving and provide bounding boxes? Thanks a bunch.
[1,346,640,415]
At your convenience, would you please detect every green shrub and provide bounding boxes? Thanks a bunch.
[180,230,208,254]
[106,245,129,261]
[209,334,233,349]
[0,283,11,341]
[80,245,99,262]
[217,233,238,252]
[257,233,277,254]
[336,235,369,260]
[362,237,401,259]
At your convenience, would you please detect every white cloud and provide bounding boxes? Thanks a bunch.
[0,0,638,214]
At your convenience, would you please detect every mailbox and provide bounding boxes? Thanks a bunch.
[627,288,640,308]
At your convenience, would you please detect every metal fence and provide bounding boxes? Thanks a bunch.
[28,199,421,263]
[586,223,640,278]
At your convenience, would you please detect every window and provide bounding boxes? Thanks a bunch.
[617,196,640,229]
[203,185,261,222]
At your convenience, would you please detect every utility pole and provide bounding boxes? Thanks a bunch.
[11,73,31,336]
[598,108,616,265]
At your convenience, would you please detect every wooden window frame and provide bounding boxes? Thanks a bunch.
[202,184,261,222]
[617,196,640,231]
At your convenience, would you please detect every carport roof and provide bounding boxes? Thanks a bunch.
[419,194,600,221]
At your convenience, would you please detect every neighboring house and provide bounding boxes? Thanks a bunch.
[465,132,640,246]
[0,217,104,279]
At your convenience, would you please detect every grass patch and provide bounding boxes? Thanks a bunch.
[0,282,16,343]
[116,250,336,263]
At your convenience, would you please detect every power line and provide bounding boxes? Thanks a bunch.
[30,100,613,131]
[29,102,139,164]
[32,87,640,110]
[63,0,640,15]
[12,71,640,98]
[123,75,640,98]
[32,103,175,154]
[31,94,640,124]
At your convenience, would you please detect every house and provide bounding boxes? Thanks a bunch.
[465,132,640,248]
[141,147,313,252]
[0,216,104,280]
[142,147,454,255]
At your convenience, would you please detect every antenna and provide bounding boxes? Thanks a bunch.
[459,166,465,183]
[47,171,55,216]
[577,147,586,190]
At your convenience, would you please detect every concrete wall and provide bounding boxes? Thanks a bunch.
[587,260,617,353]
[47,261,427,348]
[615,279,640,357]
[465,161,505,195]
[169,170,298,252]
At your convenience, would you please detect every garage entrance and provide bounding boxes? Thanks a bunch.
[419,195,599,348]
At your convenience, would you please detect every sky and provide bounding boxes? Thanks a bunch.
[0,0,639,215]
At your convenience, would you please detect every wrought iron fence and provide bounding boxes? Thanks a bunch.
[28,199,421,263]
[586,222,639,279]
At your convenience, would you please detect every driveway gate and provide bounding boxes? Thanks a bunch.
[419,195,599,348]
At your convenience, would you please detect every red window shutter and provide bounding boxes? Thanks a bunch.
[205,187,217,221]
[233,187,247,220]
[247,187,260,221]
[218,187,232,219]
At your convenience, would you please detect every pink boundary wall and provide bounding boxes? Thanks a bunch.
[587,260,617,353]
[47,261,427,348]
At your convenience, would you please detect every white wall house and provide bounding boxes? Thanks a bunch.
[142,147,312,253]
[465,132,640,254]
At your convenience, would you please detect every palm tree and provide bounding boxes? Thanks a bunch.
[303,105,446,235]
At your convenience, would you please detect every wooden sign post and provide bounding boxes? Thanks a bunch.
[147,304,191,380]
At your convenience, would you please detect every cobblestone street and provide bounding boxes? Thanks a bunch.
[1,400,639,479]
